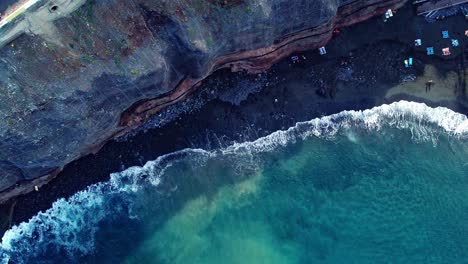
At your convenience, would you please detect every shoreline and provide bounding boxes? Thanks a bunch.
[1,1,467,233]
[0,0,407,203]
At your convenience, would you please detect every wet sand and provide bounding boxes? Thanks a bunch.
[1,2,467,232]
[386,64,460,102]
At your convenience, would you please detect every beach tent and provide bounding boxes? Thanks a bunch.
[442,47,451,56]
[442,30,449,38]
[426,47,434,55]
[404,57,413,68]
[384,9,393,22]
[319,47,326,55]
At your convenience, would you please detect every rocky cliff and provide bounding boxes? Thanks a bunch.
[0,0,407,202]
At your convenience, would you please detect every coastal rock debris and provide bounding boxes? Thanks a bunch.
[0,0,409,201]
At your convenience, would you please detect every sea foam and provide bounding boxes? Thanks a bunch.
[223,101,467,155]
[0,101,466,263]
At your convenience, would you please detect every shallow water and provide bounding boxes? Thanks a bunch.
[1,101,467,263]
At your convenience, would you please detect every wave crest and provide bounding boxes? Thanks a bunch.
[225,101,467,155]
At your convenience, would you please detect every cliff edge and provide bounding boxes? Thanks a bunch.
[0,0,407,202]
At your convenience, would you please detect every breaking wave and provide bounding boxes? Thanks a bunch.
[0,101,466,263]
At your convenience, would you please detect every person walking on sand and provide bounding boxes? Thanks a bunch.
[426,80,434,92]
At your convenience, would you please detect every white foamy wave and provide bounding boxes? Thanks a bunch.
[0,149,211,263]
[1,101,466,263]
[223,101,467,155]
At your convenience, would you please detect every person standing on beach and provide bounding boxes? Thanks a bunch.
[426,80,434,92]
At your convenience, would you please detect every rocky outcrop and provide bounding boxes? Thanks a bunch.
[0,0,407,202]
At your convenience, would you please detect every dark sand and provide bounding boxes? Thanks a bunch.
[1,2,466,233]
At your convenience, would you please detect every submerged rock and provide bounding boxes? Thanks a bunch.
[0,0,407,201]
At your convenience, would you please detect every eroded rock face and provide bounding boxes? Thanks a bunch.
[0,0,407,201]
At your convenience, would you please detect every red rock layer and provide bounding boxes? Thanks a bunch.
[0,0,407,203]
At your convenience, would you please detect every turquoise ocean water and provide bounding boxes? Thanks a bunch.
[1,101,467,263]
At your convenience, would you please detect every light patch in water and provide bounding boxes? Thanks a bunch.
[345,131,359,143]
[125,173,298,264]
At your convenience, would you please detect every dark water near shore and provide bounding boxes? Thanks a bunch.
[1,101,467,263]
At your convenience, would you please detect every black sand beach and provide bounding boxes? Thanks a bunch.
[1,2,466,232]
